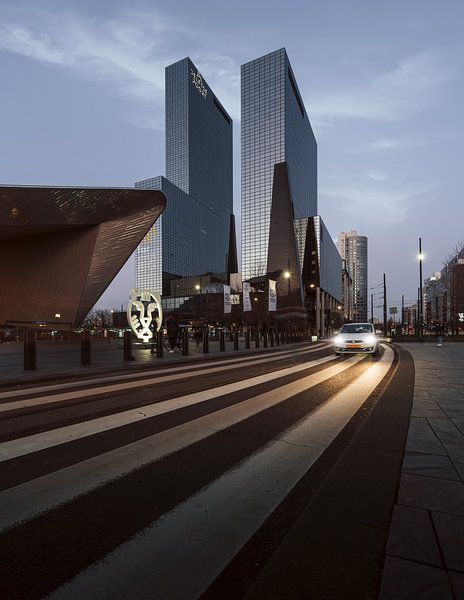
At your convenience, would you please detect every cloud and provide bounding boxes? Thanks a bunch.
[0,5,240,128]
[320,181,442,229]
[307,49,455,124]
[364,171,388,181]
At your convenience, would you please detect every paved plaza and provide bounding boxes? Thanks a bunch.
[380,342,464,599]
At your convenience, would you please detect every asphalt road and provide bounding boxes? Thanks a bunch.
[0,341,413,600]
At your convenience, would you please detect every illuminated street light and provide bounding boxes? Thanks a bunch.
[418,238,424,342]
[283,270,291,296]
[195,284,201,291]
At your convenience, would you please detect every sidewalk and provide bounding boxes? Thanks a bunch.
[379,342,464,599]
[0,337,305,387]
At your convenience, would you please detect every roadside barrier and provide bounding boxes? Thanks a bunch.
[220,330,225,352]
[81,330,91,366]
[234,329,239,351]
[24,330,37,371]
[123,331,134,362]
[182,328,189,356]
[157,330,164,359]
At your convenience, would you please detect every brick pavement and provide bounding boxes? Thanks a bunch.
[379,342,464,599]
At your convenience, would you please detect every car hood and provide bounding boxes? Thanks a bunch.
[336,332,376,339]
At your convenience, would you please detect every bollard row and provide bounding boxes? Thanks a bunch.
[21,326,309,372]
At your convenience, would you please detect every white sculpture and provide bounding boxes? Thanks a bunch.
[127,289,163,342]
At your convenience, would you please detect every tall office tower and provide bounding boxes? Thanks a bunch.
[135,57,234,296]
[337,231,368,322]
[241,48,317,283]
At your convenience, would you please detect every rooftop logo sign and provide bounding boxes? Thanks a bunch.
[191,68,207,98]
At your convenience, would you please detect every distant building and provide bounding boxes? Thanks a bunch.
[135,57,236,298]
[341,259,354,322]
[423,250,464,334]
[337,231,368,322]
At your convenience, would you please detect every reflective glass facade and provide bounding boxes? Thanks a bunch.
[337,231,368,321]
[294,216,342,302]
[241,48,317,281]
[166,57,233,224]
[135,57,233,296]
[136,176,229,296]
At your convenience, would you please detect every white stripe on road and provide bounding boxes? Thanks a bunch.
[0,354,340,462]
[0,346,327,413]
[0,343,326,401]
[0,353,367,531]
[46,347,393,600]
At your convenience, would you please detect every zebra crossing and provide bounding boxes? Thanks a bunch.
[0,343,395,600]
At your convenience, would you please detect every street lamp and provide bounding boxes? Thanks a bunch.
[283,270,291,295]
[195,284,201,320]
[417,238,424,342]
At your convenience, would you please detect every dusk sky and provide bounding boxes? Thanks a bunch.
[1,0,463,316]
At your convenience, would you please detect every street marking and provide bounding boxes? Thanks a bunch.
[0,354,341,462]
[0,346,328,413]
[0,353,369,531]
[0,343,326,401]
[44,347,394,600]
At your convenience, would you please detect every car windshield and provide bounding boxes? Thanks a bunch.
[339,324,373,334]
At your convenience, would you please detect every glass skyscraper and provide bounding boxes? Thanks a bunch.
[135,57,233,296]
[241,48,317,281]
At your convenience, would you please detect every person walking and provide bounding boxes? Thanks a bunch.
[166,315,180,353]
[194,326,202,347]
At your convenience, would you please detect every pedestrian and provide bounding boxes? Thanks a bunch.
[150,307,160,354]
[166,315,180,353]
[194,326,202,347]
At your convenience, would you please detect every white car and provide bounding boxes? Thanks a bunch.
[333,323,380,356]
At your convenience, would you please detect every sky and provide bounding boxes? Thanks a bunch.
[1,0,463,316]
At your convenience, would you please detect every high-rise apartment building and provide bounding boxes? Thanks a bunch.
[241,48,317,282]
[337,231,368,322]
[136,57,234,296]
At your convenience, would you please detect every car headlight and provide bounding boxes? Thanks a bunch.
[334,336,344,345]
[365,335,376,345]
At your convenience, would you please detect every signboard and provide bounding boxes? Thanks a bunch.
[459,313,464,323]
[190,68,208,98]
[268,279,277,312]
[224,285,232,314]
[243,282,252,312]
[127,289,162,342]
[230,294,240,305]
[389,307,398,315]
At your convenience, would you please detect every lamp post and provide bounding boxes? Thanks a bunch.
[195,283,201,321]
[418,238,425,342]
[283,270,291,296]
